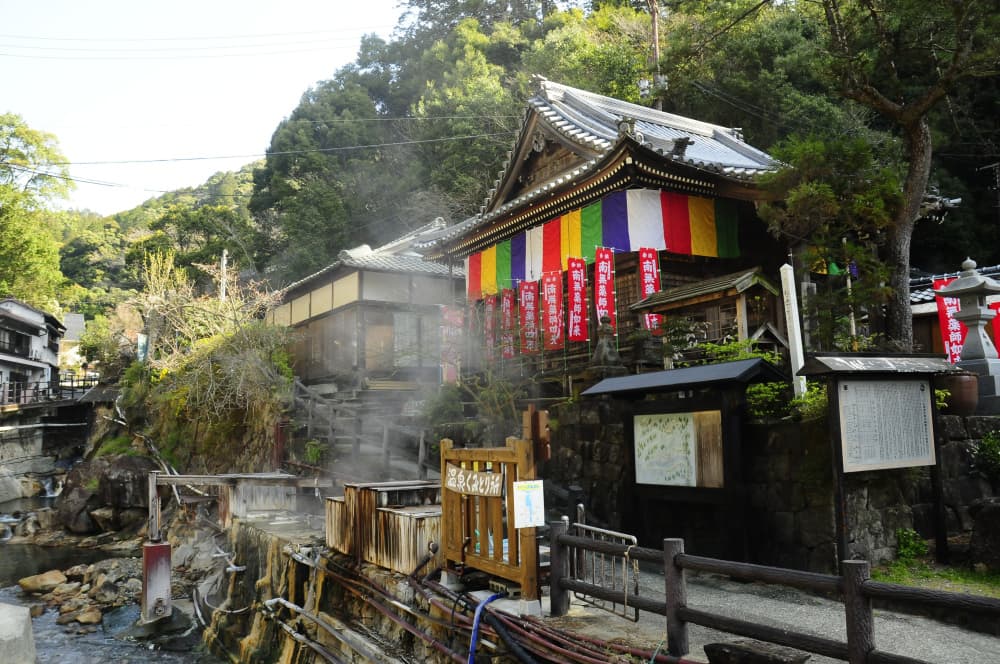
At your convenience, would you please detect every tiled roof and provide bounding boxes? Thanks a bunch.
[530,79,775,178]
[908,264,1000,305]
[631,268,777,310]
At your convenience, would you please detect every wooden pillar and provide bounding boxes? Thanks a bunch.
[842,559,874,664]
[663,537,689,657]
[548,517,570,616]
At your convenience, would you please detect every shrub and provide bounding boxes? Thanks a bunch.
[94,435,138,457]
[895,527,928,562]
[790,383,828,421]
[974,430,1000,486]
[746,382,791,420]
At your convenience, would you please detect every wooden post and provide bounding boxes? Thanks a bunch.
[148,471,160,543]
[843,559,874,664]
[513,437,539,600]
[381,422,390,472]
[353,415,362,464]
[663,538,689,657]
[548,518,570,616]
[417,430,427,480]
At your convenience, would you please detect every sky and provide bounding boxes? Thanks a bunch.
[1,0,403,215]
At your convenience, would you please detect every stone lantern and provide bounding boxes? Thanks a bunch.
[934,258,1000,412]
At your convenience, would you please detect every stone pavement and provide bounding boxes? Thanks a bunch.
[543,563,1000,663]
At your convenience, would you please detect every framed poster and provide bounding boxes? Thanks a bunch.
[837,379,935,472]
[633,411,723,487]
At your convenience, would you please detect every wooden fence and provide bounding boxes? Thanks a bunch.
[439,437,539,600]
[548,521,1000,664]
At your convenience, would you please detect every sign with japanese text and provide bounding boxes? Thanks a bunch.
[638,247,663,333]
[518,280,539,354]
[594,247,617,332]
[542,273,564,350]
[484,295,498,362]
[934,278,967,363]
[567,257,588,342]
[500,288,516,359]
[445,463,503,497]
[512,480,545,528]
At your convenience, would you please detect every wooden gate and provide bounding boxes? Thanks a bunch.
[439,437,538,600]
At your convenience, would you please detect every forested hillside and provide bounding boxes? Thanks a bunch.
[2,0,997,322]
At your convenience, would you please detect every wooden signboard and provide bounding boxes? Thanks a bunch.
[633,410,723,488]
[837,379,935,472]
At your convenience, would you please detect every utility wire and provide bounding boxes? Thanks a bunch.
[0,27,396,42]
[47,131,518,166]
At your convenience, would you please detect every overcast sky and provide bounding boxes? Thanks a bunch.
[1,0,401,215]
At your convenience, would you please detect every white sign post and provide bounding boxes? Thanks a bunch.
[780,263,807,397]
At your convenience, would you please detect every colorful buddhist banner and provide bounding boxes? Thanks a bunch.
[934,278,966,363]
[542,273,564,351]
[594,247,617,332]
[567,257,588,342]
[638,247,663,332]
[484,295,498,362]
[993,302,1000,346]
[500,288,516,359]
[465,188,743,300]
[519,280,539,354]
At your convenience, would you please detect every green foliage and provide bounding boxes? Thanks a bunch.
[95,435,139,457]
[790,382,828,421]
[303,439,326,466]
[973,430,1000,487]
[895,528,929,563]
[84,477,100,491]
[745,382,790,421]
[697,339,782,366]
[934,389,950,411]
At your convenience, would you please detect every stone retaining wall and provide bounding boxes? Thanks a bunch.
[545,399,1000,573]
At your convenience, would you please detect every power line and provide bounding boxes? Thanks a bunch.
[48,131,519,166]
[0,27,396,43]
[0,46,376,61]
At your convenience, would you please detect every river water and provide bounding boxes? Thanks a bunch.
[0,499,221,663]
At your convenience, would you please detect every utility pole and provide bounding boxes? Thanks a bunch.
[647,0,662,110]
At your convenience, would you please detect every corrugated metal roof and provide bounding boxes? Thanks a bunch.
[632,268,776,310]
[582,358,785,396]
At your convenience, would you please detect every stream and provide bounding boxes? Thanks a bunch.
[1,498,222,663]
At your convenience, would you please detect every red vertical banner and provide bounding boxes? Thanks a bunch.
[567,257,588,342]
[484,295,498,361]
[500,288,516,359]
[594,247,617,332]
[934,277,966,363]
[991,302,1000,348]
[542,273,564,350]
[440,305,464,384]
[638,247,663,332]
[519,280,540,354]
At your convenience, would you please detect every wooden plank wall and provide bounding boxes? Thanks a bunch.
[439,437,539,600]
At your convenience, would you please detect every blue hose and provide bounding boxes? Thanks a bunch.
[468,592,504,664]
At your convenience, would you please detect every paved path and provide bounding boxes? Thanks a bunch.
[549,563,1000,663]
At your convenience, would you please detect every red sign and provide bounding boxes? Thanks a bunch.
[638,247,663,333]
[484,295,498,361]
[567,257,588,342]
[594,247,617,332]
[542,273,564,350]
[992,302,1000,347]
[519,280,539,354]
[500,289,515,359]
[934,278,966,363]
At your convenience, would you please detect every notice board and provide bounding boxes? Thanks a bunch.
[837,379,935,472]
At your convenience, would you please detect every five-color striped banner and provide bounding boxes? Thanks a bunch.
[465,188,741,300]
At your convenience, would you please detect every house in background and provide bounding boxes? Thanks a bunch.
[0,298,65,404]
[424,77,789,393]
[58,312,87,376]
[268,219,465,398]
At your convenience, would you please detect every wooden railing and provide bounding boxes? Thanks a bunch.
[440,437,539,600]
[548,523,1000,664]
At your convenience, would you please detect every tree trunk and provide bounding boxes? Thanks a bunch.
[883,118,933,351]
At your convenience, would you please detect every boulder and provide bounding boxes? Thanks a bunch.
[89,506,119,532]
[18,569,67,594]
[99,455,158,508]
[0,603,36,663]
[969,498,1000,573]
[76,606,103,625]
[57,485,101,534]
